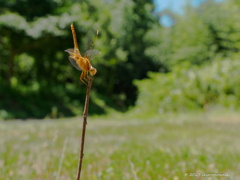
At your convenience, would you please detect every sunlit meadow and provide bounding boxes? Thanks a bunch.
[1,111,240,180]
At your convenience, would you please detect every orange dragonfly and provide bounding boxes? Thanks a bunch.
[65,23,101,85]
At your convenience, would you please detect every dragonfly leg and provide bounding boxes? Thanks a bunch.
[86,71,90,79]
[84,71,89,81]
[82,71,85,80]
[80,71,87,86]
[83,71,88,85]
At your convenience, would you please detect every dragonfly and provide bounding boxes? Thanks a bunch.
[65,23,101,85]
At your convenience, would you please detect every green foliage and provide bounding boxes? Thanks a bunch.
[2,0,240,119]
[134,54,240,115]
[145,0,240,67]
[133,0,240,115]
[0,0,161,118]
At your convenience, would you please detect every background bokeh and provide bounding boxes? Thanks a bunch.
[1,1,240,179]
[1,0,240,119]
[0,0,160,119]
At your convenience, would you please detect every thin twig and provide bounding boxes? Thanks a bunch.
[56,136,69,180]
[128,156,139,180]
[76,78,92,180]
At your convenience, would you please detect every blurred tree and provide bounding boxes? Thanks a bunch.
[0,0,161,118]
[132,0,240,115]
[94,0,162,107]
[3,0,239,119]
[145,0,240,67]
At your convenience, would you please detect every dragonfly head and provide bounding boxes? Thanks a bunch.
[90,66,97,76]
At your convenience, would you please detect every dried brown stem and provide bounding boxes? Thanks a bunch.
[76,78,92,180]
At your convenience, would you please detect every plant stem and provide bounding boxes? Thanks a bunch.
[76,78,92,180]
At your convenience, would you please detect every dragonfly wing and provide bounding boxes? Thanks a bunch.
[68,57,82,71]
[65,48,81,56]
[84,49,101,61]
[84,26,99,53]
[74,48,81,56]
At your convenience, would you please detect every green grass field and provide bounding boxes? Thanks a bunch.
[1,111,240,180]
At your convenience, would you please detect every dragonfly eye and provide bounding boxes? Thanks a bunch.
[90,67,97,76]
